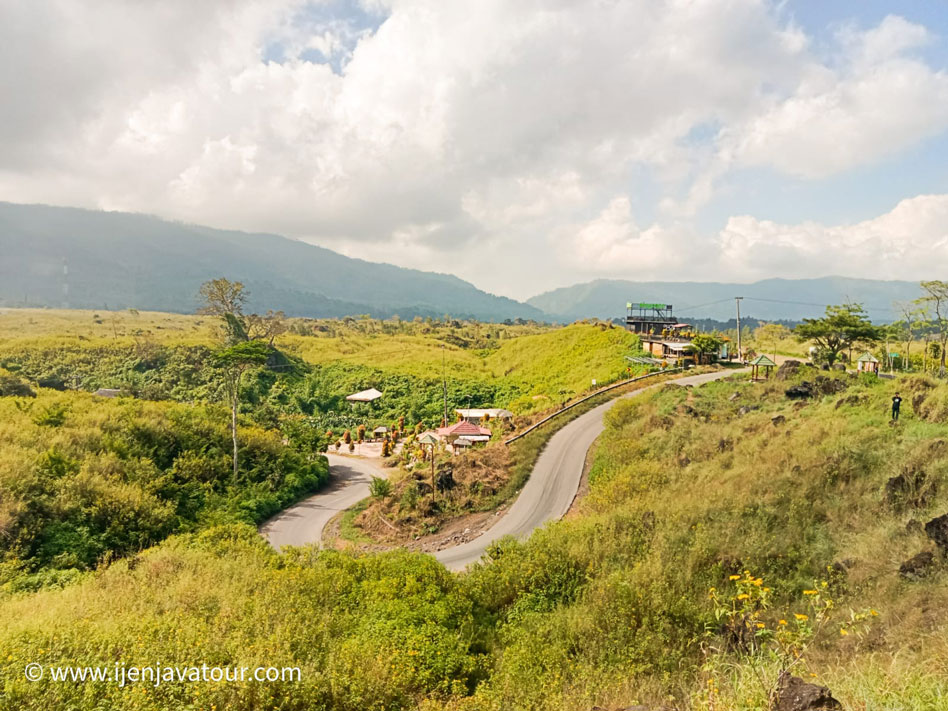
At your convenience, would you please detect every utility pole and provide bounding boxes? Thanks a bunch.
[735,297,744,363]
[441,345,448,426]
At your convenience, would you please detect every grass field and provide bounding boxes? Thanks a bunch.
[0,309,646,415]
[3,364,948,709]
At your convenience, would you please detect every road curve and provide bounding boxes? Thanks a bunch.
[260,454,383,550]
[434,368,740,570]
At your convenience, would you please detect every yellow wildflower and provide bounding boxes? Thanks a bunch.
[778,619,787,625]
[840,628,848,636]
[729,574,741,581]
[794,613,808,621]
[737,593,750,600]
[803,590,818,595]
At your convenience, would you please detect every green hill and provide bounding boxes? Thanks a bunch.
[0,202,546,322]
[2,366,946,709]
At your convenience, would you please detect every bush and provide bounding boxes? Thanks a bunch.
[369,476,392,499]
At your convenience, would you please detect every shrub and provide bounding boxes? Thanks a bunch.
[369,476,392,499]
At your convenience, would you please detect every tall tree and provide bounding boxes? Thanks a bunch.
[894,301,930,371]
[199,278,249,345]
[214,340,270,480]
[199,278,287,476]
[917,281,948,376]
[794,303,880,366]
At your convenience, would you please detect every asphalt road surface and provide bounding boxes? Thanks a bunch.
[433,368,741,570]
[260,453,383,550]
[261,369,740,566]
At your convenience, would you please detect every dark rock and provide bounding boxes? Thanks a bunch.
[738,405,760,416]
[775,360,802,381]
[835,394,863,409]
[436,465,456,492]
[772,671,843,711]
[774,360,803,380]
[717,438,734,452]
[729,391,741,402]
[786,377,846,400]
[924,513,948,554]
[419,498,441,516]
[771,415,786,426]
[899,550,936,581]
[885,470,937,510]
[832,363,847,372]
[785,382,815,399]
[831,559,854,574]
[814,376,847,395]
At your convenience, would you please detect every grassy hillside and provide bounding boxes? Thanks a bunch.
[3,365,947,709]
[0,202,546,321]
[0,310,643,416]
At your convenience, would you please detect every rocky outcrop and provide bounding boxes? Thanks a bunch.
[775,360,803,381]
[924,513,948,554]
[785,383,814,399]
[785,376,847,400]
[885,470,937,510]
[772,671,843,711]
[899,550,936,581]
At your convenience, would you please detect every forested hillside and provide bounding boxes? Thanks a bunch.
[0,202,544,321]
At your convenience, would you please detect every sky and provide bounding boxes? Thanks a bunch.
[1,0,948,301]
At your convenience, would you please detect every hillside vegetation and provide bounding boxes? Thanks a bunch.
[0,388,328,591]
[3,364,947,709]
[0,310,642,419]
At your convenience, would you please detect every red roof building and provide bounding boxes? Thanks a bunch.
[436,420,491,440]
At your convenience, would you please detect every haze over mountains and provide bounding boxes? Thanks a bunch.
[0,203,543,322]
[0,202,923,323]
[528,278,923,322]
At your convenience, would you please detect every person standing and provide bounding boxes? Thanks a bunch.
[892,392,902,421]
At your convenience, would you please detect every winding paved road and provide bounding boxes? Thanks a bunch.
[260,454,384,550]
[261,369,741,566]
[433,368,739,570]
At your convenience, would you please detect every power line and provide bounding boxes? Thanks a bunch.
[676,297,735,312]
[743,296,896,313]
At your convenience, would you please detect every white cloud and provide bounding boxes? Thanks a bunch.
[561,193,948,286]
[718,194,948,280]
[722,15,948,180]
[560,197,688,276]
[0,2,947,298]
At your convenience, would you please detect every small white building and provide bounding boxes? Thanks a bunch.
[454,408,513,423]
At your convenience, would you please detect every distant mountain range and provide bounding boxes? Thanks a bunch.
[0,202,925,323]
[527,277,923,323]
[0,202,544,321]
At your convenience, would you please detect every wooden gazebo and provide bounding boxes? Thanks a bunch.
[749,354,776,380]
